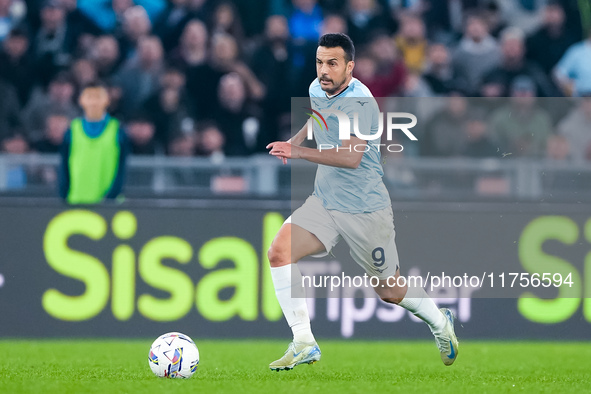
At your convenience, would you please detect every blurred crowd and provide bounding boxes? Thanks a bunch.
[0,0,590,162]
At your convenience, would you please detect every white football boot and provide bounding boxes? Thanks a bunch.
[434,308,459,366]
[269,341,321,371]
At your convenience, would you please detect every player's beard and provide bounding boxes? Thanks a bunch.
[320,73,347,95]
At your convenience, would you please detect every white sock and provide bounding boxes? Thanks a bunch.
[398,286,446,335]
[270,264,316,343]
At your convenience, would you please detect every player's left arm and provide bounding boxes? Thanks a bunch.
[267,136,366,169]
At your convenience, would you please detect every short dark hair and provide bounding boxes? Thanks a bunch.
[318,33,355,62]
[82,80,108,91]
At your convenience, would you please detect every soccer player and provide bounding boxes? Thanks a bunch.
[266,33,458,371]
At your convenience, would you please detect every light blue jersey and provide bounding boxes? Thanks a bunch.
[309,77,391,213]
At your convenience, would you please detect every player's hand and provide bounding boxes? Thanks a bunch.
[266,141,300,164]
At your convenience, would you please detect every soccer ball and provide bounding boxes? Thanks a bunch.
[148,332,200,378]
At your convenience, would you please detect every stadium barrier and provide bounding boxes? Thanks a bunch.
[1,153,591,202]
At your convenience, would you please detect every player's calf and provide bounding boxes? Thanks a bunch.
[374,275,407,304]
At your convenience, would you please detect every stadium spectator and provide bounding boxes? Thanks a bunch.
[58,81,129,204]
[452,12,501,95]
[125,113,158,155]
[545,133,570,160]
[0,0,24,42]
[483,26,561,97]
[106,0,135,34]
[394,14,428,73]
[21,72,79,138]
[461,107,498,158]
[409,0,470,41]
[251,15,290,93]
[168,128,197,156]
[114,35,165,116]
[478,72,505,98]
[1,132,27,154]
[196,121,225,160]
[105,79,125,120]
[169,18,208,70]
[289,0,323,42]
[289,0,323,41]
[209,33,265,100]
[77,0,166,33]
[90,35,122,79]
[321,13,347,35]
[185,0,209,20]
[154,0,193,51]
[142,66,196,152]
[423,42,461,95]
[388,0,427,15]
[557,94,591,162]
[31,110,70,153]
[71,58,98,93]
[250,15,292,149]
[0,0,588,163]
[0,27,34,106]
[367,33,405,78]
[402,71,433,97]
[526,2,578,75]
[354,51,406,97]
[214,72,259,156]
[0,79,23,153]
[559,0,584,38]
[210,1,244,45]
[489,76,553,157]
[345,0,393,46]
[118,5,152,60]
[183,47,224,117]
[287,0,322,97]
[554,27,591,96]
[167,123,199,157]
[482,1,507,39]
[56,0,102,42]
[497,0,546,35]
[32,0,74,86]
[421,95,470,157]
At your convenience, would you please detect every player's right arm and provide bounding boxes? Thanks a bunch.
[267,135,366,169]
[287,124,308,146]
[268,124,308,165]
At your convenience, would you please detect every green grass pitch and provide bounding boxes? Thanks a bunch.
[0,340,589,393]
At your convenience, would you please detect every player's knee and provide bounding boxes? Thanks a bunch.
[267,244,289,267]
